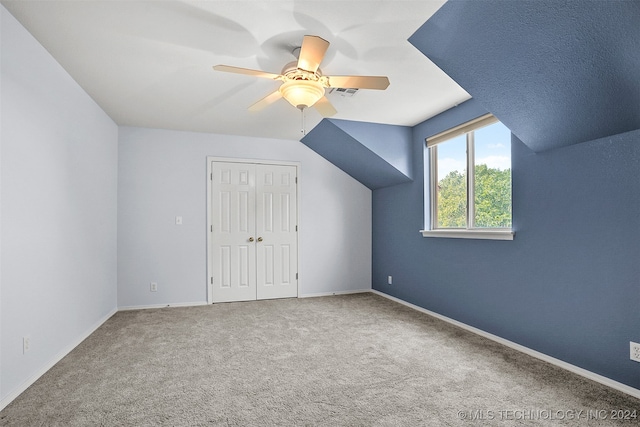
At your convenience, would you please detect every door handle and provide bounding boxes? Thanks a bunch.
[248,237,254,242]
[257,237,263,242]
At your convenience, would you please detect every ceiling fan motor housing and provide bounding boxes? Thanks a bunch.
[278,61,328,109]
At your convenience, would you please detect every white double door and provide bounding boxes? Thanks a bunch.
[210,161,298,303]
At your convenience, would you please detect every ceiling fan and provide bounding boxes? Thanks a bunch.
[213,35,390,117]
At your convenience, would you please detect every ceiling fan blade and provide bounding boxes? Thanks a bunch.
[297,35,330,73]
[313,96,337,117]
[213,65,280,80]
[327,75,390,90]
[248,90,283,112]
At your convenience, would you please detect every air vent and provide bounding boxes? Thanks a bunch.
[329,87,359,97]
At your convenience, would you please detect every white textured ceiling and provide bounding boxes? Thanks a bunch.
[2,0,470,141]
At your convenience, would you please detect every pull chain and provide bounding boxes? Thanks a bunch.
[299,106,306,136]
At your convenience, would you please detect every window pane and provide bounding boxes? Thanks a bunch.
[473,122,512,228]
[436,134,467,228]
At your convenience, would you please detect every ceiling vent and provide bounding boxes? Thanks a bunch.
[329,87,359,97]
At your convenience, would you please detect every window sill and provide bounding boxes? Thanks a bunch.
[420,229,515,241]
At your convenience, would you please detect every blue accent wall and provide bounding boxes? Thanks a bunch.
[300,0,640,390]
[301,119,412,189]
[409,0,640,152]
[372,100,640,389]
[327,119,413,180]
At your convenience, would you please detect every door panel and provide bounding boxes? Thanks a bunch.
[256,164,298,300]
[211,162,257,302]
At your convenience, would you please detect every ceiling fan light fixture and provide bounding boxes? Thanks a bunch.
[279,80,325,110]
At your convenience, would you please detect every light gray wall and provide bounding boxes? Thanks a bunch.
[0,2,371,407]
[1,6,118,404]
[118,127,372,308]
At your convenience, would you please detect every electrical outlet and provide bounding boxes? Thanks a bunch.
[23,336,31,354]
[387,275,393,285]
[631,342,640,363]
[150,282,158,292]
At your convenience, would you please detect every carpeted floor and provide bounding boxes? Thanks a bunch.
[0,293,638,426]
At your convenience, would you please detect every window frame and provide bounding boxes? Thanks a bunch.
[421,114,514,241]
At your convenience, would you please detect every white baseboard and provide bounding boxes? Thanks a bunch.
[371,289,640,400]
[299,289,371,298]
[119,293,372,308]
[117,301,209,311]
[0,307,118,412]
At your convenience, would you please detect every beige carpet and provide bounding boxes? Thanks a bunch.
[0,293,638,426]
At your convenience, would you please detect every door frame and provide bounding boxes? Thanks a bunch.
[206,157,300,304]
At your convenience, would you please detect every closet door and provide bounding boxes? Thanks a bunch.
[210,160,298,303]
[211,162,257,303]
[255,164,298,300]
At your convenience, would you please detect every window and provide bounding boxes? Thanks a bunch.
[422,114,514,240]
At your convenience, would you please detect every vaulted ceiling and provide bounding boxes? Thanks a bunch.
[303,0,640,189]
[1,0,471,141]
[410,0,640,152]
[5,0,636,165]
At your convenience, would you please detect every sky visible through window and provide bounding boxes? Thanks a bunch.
[436,122,511,178]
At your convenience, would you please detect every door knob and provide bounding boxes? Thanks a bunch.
[248,237,254,242]
[257,237,263,242]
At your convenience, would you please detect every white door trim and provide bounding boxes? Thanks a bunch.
[206,157,300,304]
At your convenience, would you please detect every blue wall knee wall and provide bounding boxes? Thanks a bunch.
[373,100,640,390]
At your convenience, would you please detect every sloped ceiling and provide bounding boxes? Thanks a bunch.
[301,119,412,190]
[409,0,640,152]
